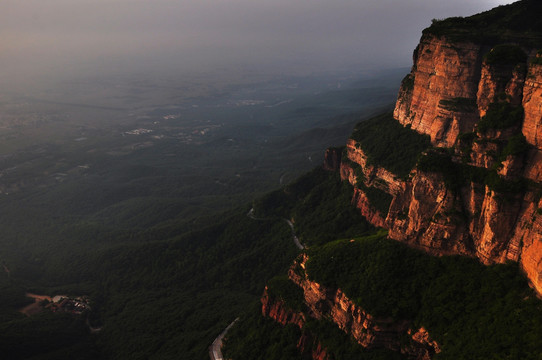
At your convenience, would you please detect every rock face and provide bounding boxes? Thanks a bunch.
[323,147,343,171]
[522,57,542,151]
[351,188,386,228]
[261,285,333,360]
[296,334,332,360]
[342,139,404,194]
[385,170,473,257]
[340,28,542,296]
[394,35,482,147]
[477,56,526,118]
[261,286,305,328]
[521,57,542,184]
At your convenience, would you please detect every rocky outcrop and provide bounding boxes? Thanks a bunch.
[407,328,441,360]
[288,255,438,358]
[297,334,332,360]
[506,193,542,292]
[386,170,473,257]
[521,57,542,185]
[522,57,542,150]
[248,4,542,360]
[351,188,386,228]
[394,35,483,147]
[471,189,524,264]
[323,147,343,171]
[341,139,404,195]
[261,286,305,328]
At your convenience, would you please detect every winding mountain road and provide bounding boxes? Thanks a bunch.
[247,208,305,250]
[208,209,304,359]
[209,318,239,360]
[283,219,304,250]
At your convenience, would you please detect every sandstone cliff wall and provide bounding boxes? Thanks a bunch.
[394,35,483,147]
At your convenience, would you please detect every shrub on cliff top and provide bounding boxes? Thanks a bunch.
[304,318,406,360]
[484,44,527,65]
[350,113,431,178]
[417,149,525,194]
[477,101,524,133]
[254,167,374,247]
[423,0,542,46]
[400,74,415,92]
[266,275,305,312]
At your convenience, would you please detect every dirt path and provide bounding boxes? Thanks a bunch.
[19,293,52,316]
[247,208,305,250]
[283,219,304,250]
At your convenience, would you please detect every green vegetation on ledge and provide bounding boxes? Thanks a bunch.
[266,276,305,312]
[484,44,527,65]
[438,97,477,113]
[223,303,305,360]
[224,303,405,360]
[304,235,542,359]
[350,113,431,178]
[340,158,393,217]
[253,167,374,247]
[423,0,542,46]
[477,101,524,133]
[417,149,526,194]
[304,318,406,360]
[501,133,529,158]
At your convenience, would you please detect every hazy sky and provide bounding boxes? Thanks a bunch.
[1,0,517,87]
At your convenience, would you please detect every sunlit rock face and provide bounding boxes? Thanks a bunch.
[394,35,482,147]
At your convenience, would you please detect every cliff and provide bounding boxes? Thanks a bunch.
[261,286,305,328]
[339,0,542,296]
[288,255,409,352]
[393,37,481,147]
[260,255,440,360]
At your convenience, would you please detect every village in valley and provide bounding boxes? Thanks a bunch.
[19,293,91,317]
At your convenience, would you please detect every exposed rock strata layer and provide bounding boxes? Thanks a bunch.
[393,36,482,147]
